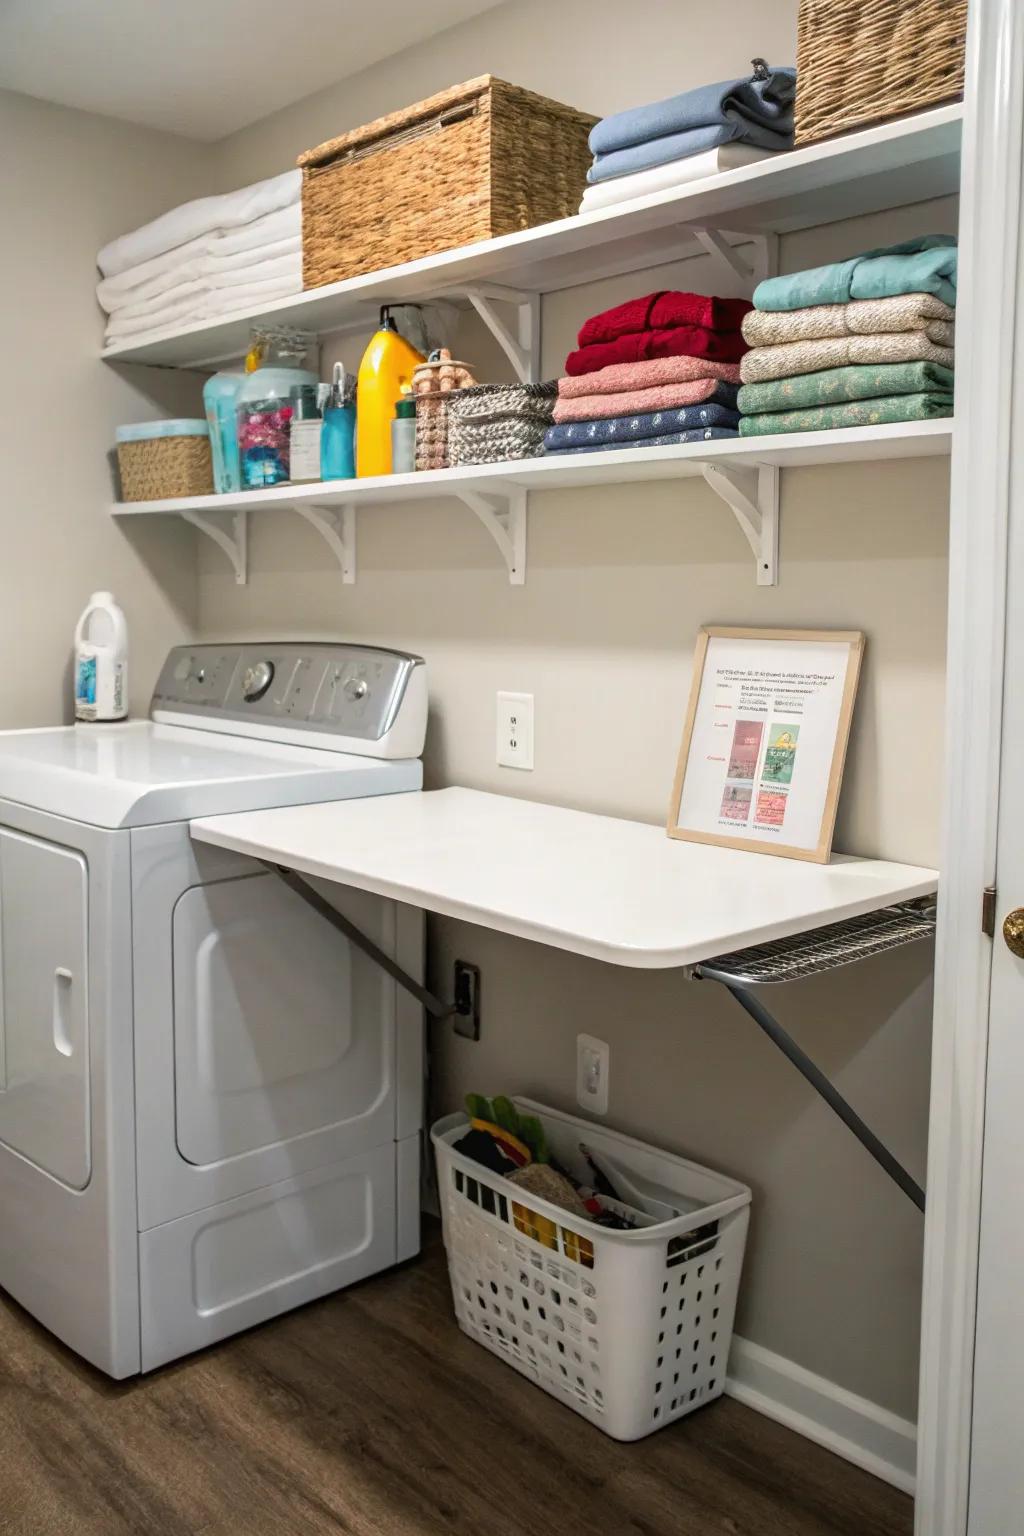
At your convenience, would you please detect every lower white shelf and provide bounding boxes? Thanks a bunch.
[110,420,952,588]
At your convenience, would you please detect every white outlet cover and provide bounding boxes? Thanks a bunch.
[496,691,534,770]
[576,1032,610,1116]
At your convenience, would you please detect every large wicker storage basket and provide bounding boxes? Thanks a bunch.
[795,0,968,146]
[298,76,597,289]
[116,420,213,502]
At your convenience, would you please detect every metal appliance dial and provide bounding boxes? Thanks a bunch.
[343,677,368,702]
[242,660,275,701]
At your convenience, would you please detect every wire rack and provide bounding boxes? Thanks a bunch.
[697,900,937,986]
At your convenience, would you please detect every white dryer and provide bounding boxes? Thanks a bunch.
[0,641,427,1377]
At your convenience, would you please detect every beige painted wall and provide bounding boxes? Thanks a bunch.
[0,88,208,724]
[192,1,946,1420]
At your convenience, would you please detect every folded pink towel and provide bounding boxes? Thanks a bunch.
[553,377,734,422]
[558,354,743,399]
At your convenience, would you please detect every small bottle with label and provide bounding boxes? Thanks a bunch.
[289,384,323,483]
[390,396,417,475]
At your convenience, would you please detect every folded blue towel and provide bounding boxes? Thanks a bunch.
[544,423,738,454]
[589,65,795,182]
[753,235,958,312]
[545,403,739,453]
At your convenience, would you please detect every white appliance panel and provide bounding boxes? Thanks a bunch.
[0,828,90,1189]
[173,873,391,1166]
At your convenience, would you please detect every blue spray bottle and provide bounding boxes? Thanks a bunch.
[320,363,356,480]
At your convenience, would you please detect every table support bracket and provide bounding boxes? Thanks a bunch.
[701,463,779,585]
[264,861,478,1035]
[464,285,541,383]
[181,509,247,584]
[292,500,357,583]
[455,486,527,584]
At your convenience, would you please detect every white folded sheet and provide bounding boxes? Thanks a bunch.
[104,274,303,345]
[97,205,302,308]
[99,244,301,315]
[97,169,301,278]
[578,143,772,212]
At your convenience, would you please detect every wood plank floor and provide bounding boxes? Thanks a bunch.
[0,1226,912,1536]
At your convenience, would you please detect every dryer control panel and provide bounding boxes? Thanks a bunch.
[150,643,427,759]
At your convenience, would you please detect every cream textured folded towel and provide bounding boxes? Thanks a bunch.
[742,292,955,348]
[740,329,955,384]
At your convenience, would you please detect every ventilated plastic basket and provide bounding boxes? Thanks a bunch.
[432,1098,751,1441]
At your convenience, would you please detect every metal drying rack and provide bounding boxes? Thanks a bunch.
[694,899,937,1211]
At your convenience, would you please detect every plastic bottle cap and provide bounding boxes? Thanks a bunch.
[394,398,416,418]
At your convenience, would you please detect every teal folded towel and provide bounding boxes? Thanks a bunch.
[753,235,958,312]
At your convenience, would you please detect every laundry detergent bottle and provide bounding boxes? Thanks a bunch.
[74,592,128,722]
[356,306,425,477]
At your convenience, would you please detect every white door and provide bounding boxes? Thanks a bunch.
[0,828,90,1189]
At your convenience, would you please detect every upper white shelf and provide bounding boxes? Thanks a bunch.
[102,105,963,370]
[190,786,939,970]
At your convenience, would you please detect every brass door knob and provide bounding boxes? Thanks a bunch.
[1003,908,1024,957]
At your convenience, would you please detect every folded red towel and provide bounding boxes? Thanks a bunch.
[578,290,753,347]
[565,325,748,376]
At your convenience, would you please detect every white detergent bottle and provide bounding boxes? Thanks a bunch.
[74,592,128,722]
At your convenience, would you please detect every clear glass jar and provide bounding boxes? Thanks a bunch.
[235,328,316,488]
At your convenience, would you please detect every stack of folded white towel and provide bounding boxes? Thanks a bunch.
[97,170,303,349]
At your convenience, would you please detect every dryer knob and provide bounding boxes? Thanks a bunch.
[343,677,368,702]
[243,660,275,701]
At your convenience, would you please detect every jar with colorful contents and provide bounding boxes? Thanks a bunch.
[236,327,317,488]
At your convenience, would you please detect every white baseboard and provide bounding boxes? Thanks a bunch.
[726,1335,917,1495]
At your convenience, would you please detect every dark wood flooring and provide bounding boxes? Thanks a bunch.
[0,1226,912,1536]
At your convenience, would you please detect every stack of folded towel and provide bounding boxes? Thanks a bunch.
[738,235,957,436]
[97,171,303,349]
[544,290,750,455]
[581,62,796,214]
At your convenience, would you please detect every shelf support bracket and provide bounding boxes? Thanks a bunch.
[454,486,527,584]
[181,509,247,585]
[691,228,778,294]
[701,463,779,585]
[291,501,357,583]
[464,285,541,383]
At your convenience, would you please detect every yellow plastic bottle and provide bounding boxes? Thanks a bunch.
[356,306,425,477]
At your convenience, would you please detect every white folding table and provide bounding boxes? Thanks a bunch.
[191,786,939,1208]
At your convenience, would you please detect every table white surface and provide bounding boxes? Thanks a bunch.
[190,788,938,969]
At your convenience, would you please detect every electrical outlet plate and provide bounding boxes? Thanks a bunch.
[496,691,534,770]
[576,1033,610,1115]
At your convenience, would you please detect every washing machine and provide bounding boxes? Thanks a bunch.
[0,641,427,1377]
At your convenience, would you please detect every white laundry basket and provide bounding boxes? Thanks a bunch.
[432,1098,751,1441]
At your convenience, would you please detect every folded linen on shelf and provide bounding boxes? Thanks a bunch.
[545,427,739,453]
[104,277,302,345]
[98,235,301,314]
[558,354,743,398]
[97,169,301,278]
[553,378,740,423]
[740,330,955,384]
[737,360,955,415]
[579,290,752,347]
[96,205,302,307]
[103,251,302,324]
[752,235,958,313]
[545,401,739,450]
[587,66,796,184]
[579,145,770,211]
[741,292,955,348]
[738,394,954,436]
[567,325,747,375]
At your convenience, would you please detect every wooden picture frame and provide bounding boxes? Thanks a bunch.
[667,626,865,864]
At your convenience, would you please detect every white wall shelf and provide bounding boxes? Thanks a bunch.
[100,105,962,371]
[111,420,952,587]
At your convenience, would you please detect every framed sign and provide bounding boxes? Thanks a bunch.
[667,627,864,863]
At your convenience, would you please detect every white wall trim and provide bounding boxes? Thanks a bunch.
[727,1336,916,1496]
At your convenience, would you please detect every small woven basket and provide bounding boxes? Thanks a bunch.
[299,77,597,288]
[412,350,477,472]
[117,431,213,502]
[795,0,968,146]
[447,382,557,467]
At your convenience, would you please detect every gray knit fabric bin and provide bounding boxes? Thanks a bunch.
[447,381,557,465]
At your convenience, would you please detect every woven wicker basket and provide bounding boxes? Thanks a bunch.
[298,77,597,289]
[411,350,477,472]
[795,0,968,146]
[447,382,557,467]
[117,434,213,502]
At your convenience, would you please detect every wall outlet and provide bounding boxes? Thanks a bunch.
[576,1033,610,1116]
[496,691,534,769]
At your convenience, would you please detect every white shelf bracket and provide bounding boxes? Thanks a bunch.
[455,486,527,584]
[691,228,779,294]
[463,285,541,383]
[702,463,779,586]
[291,501,357,583]
[181,509,247,585]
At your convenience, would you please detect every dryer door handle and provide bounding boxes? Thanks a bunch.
[52,967,73,1058]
